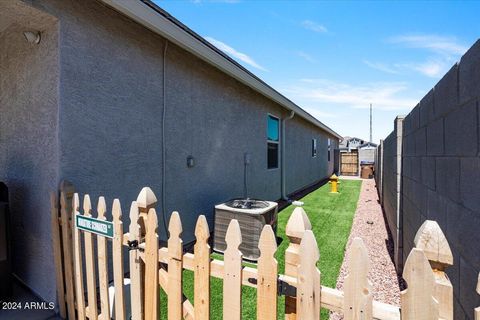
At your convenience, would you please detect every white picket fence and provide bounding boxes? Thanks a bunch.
[50,183,478,320]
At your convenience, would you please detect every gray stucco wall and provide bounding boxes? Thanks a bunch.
[379,40,480,319]
[285,117,336,194]
[47,0,338,242]
[2,0,338,302]
[0,4,59,302]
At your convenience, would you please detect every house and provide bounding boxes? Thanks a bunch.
[339,136,366,153]
[338,137,376,176]
[358,142,378,164]
[0,0,341,303]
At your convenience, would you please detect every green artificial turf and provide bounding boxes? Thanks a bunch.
[159,179,362,319]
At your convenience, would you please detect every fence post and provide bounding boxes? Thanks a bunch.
[144,208,159,320]
[136,186,157,315]
[136,187,158,236]
[414,220,453,320]
[476,273,480,320]
[285,207,312,320]
[129,201,142,320]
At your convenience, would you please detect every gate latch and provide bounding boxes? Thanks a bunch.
[247,278,297,297]
[127,240,144,252]
[277,279,297,297]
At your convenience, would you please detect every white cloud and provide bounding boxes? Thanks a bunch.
[281,78,419,111]
[297,51,317,63]
[307,109,337,119]
[389,34,467,56]
[363,60,399,74]
[301,20,328,33]
[364,34,465,78]
[364,59,446,78]
[397,60,446,78]
[204,36,267,71]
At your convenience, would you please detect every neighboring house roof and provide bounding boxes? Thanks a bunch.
[101,0,342,140]
[347,137,364,143]
[358,142,378,148]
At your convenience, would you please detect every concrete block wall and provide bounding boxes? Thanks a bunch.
[379,117,404,271]
[374,140,383,204]
[378,40,480,319]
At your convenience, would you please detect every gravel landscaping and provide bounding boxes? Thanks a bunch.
[330,178,401,320]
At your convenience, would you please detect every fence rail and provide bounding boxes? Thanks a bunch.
[51,183,468,319]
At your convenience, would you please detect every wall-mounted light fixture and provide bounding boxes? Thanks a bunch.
[186,155,195,168]
[23,31,41,44]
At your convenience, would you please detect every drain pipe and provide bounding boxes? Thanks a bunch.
[161,40,169,235]
[281,111,295,200]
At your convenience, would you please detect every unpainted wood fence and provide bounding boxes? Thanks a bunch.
[50,183,480,320]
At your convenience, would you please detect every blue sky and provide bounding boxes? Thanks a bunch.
[155,0,479,143]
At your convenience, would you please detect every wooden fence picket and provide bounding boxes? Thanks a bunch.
[144,208,159,320]
[223,219,243,320]
[256,225,278,320]
[97,197,110,320]
[129,201,143,320]
[414,220,453,320]
[194,215,211,320]
[72,193,86,320]
[60,191,76,320]
[401,248,438,320]
[83,195,98,320]
[285,207,312,320]
[168,211,184,320]
[343,237,373,320]
[52,184,462,320]
[476,273,480,320]
[50,193,66,319]
[296,230,320,320]
[112,199,126,320]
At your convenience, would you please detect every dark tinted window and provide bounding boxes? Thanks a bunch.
[267,142,279,169]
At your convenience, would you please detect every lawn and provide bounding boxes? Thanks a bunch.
[159,179,362,319]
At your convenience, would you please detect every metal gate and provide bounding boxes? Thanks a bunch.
[341,151,359,176]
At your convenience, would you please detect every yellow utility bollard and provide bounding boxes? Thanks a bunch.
[328,174,340,193]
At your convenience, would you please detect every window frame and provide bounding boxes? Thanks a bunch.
[267,114,280,170]
[328,138,331,162]
[311,138,317,158]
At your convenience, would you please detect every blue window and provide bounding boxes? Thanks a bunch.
[267,115,279,169]
[267,115,279,141]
